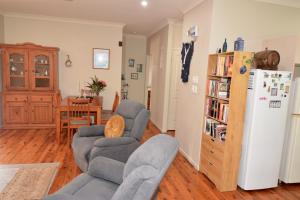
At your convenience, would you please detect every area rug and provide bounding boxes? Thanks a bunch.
[0,163,60,200]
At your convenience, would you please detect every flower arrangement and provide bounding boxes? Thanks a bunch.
[86,76,107,96]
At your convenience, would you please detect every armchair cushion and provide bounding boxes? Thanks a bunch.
[46,173,118,200]
[88,156,125,185]
[94,137,137,147]
[78,125,105,137]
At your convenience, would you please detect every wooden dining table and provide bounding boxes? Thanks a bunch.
[56,96,103,144]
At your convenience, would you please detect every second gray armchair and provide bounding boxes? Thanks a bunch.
[72,100,150,172]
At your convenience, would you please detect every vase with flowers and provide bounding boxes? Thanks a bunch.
[86,76,107,96]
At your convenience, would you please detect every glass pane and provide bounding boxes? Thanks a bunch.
[9,54,25,76]
[10,77,25,87]
[9,53,25,88]
[35,78,50,88]
[34,55,50,77]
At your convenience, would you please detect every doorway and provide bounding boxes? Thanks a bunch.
[122,34,147,105]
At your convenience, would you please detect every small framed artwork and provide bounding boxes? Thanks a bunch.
[128,59,135,67]
[131,73,138,80]
[93,48,110,69]
[136,64,143,73]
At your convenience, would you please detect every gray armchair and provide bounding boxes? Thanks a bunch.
[72,100,150,172]
[44,134,179,200]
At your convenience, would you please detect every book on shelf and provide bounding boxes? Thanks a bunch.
[206,98,229,124]
[214,55,234,76]
[207,78,231,99]
[204,117,227,141]
[218,103,229,123]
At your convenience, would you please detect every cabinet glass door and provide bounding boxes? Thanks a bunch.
[30,51,53,90]
[6,50,28,90]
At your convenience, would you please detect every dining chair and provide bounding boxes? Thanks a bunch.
[67,98,91,146]
[102,92,120,124]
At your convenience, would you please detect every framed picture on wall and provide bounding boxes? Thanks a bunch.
[128,58,135,67]
[93,48,110,69]
[131,73,138,80]
[136,64,143,73]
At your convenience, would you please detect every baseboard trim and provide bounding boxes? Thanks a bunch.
[179,148,200,171]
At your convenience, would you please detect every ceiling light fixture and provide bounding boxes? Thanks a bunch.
[141,0,148,7]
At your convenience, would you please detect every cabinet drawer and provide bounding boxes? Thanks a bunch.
[5,95,28,102]
[201,146,224,168]
[31,95,52,102]
[201,156,223,184]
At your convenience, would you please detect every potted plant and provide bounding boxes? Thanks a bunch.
[86,76,107,96]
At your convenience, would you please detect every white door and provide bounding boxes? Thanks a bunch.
[167,50,181,130]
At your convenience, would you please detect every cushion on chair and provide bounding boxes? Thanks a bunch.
[104,115,125,138]
[56,173,118,200]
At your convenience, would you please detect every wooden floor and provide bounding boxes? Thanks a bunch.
[0,126,300,200]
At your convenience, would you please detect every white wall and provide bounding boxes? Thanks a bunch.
[3,14,123,109]
[175,0,300,171]
[147,25,169,131]
[175,0,213,170]
[295,36,300,64]
[122,34,147,104]
[209,0,300,53]
[262,36,298,72]
[0,15,4,43]
[0,14,3,127]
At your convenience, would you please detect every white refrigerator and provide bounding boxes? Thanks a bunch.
[280,78,300,183]
[238,69,292,190]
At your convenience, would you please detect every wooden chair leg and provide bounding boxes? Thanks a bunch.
[67,127,71,147]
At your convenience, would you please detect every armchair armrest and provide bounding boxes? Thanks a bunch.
[78,125,105,137]
[88,156,125,185]
[93,137,137,147]
[44,194,80,200]
[90,137,140,163]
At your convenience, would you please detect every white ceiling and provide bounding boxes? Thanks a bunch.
[0,0,203,35]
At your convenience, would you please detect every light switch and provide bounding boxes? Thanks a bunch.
[192,85,198,94]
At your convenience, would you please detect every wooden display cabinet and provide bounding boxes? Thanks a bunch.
[0,43,59,129]
[200,51,254,191]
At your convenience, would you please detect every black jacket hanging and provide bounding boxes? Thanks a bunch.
[181,41,194,83]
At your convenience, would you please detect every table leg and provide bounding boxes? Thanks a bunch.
[56,108,61,144]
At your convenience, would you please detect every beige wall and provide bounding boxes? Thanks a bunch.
[295,36,300,64]
[3,15,123,109]
[175,0,213,170]
[262,36,298,72]
[0,15,4,42]
[122,34,147,104]
[147,25,170,131]
[0,15,3,127]
[175,0,300,170]
[209,0,300,53]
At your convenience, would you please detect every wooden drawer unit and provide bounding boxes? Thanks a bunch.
[201,156,223,184]
[201,52,253,191]
[5,95,28,102]
[5,102,28,124]
[1,43,59,129]
[31,95,52,102]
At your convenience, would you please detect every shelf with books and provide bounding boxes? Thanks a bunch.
[200,51,254,192]
[207,78,231,100]
[206,95,229,102]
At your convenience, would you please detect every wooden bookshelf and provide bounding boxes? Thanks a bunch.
[201,51,254,191]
